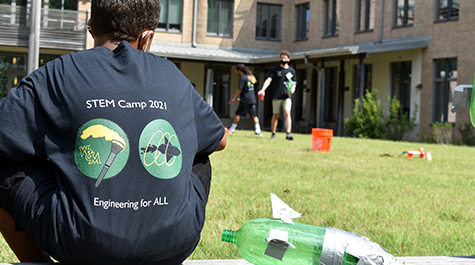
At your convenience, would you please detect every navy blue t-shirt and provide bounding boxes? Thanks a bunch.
[266,65,297,100]
[238,74,256,104]
[0,42,224,265]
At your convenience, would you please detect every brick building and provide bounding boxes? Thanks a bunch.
[1,0,473,141]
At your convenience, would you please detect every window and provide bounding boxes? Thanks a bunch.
[207,0,233,37]
[47,0,78,10]
[433,58,457,123]
[205,65,231,117]
[437,0,459,21]
[39,55,56,67]
[324,0,339,37]
[0,53,61,100]
[295,3,309,41]
[353,64,372,102]
[324,67,338,122]
[357,0,375,32]
[157,0,182,32]
[391,61,412,117]
[0,54,26,99]
[394,0,414,27]
[256,3,282,41]
[295,69,308,121]
[0,70,7,99]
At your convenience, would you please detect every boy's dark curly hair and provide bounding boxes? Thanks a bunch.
[90,0,161,41]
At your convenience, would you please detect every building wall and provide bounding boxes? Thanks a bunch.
[56,0,475,140]
[180,61,206,94]
[4,0,473,140]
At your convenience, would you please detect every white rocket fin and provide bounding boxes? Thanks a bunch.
[271,193,301,224]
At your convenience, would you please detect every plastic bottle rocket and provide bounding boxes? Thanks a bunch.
[222,193,402,265]
[402,147,432,161]
[285,72,296,90]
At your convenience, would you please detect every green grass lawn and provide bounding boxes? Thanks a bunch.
[189,131,475,260]
[1,131,474,262]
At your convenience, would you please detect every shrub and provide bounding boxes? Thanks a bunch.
[385,95,418,141]
[345,90,418,140]
[344,90,386,139]
[432,122,452,145]
[457,122,475,146]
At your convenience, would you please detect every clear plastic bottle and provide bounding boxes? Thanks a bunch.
[222,218,401,265]
[222,218,327,265]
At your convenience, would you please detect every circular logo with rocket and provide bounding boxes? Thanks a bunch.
[139,119,182,179]
[74,119,129,187]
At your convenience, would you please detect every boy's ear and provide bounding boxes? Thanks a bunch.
[86,19,93,37]
[139,30,154,52]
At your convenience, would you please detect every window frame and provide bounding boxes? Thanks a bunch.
[391,61,412,118]
[432,58,458,123]
[356,0,375,33]
[205,64,231,118]
[353,64,373,103]
[323,0,339,37]
[295,69,308,121]
[394,0,414,27]
[436,0,459,22]
[0,52,58,99]
[207,0,234,37]
[324,66,338,123]
[156,0,183,33]
[295,2,310,41]
[256,2,282,41]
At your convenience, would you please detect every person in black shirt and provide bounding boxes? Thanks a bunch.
[226,64,262,136]
[258,50,297,140]
[0,0,226,264]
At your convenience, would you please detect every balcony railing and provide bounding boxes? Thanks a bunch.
[0,4,88,50]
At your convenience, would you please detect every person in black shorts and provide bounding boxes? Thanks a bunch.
[0,0,226,264]
[226,64,262,136]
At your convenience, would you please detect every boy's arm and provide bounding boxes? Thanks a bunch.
[259,77,272,94]
[215,132,227,151]
[231,89,242,103]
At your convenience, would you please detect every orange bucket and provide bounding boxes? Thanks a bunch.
[312,128,333,152]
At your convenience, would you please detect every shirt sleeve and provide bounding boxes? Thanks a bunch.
[266,67,276,79]
[292,68,298,82]
[0,76,45,160]
[239,75,246,90]
[192,89,224,156]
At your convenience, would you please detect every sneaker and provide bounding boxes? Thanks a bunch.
[270,134,276,140]
[285,135,293,140]
[225,127,233,135]
[255,132,263,137]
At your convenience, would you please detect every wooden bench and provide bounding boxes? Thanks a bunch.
[2,256,474,264]
[183,257,475,264]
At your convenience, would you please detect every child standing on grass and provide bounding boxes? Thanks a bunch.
[226,64,262,136]
[258,50,297,140]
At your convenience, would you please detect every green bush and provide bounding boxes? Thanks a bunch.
[432,122,453,145]
[345,90,386,139]
[385,95,418,141]
[457,122,475,146]
[345,90,418,140]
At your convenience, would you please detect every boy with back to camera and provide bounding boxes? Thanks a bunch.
[0,0,227,264]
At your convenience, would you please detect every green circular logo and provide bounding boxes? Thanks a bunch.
[139,119,182,179]
[74,119,129,187]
